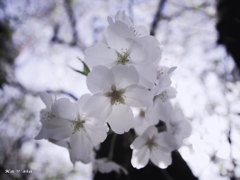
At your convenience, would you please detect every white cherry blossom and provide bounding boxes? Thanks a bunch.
[35,91,55,140]
[33,11,192,172]
[114,10,149,37]
[93,158,128,175]
[133,109,151,136]
[151,66,177,99]
[146,98,191,149]
[83,65,153,134]
[146,98,173,126]
[46,94,108,164]
[84,14,162,88]
[130,126,175,169]
[164,107,192,149]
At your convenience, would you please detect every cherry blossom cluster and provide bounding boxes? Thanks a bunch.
[35,11,191,174]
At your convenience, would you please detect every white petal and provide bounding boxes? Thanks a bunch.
[70,130,93,164]
[106,17,134,52]
[168,66,177,75]
[130,136,147,149]
[125,85,153,107]
[131,146,150,169]
[84,121,108,146]
[70,150,77,165]
[149,46,162,64]
[107,104,134,134]
[165,86,177,99]
[114,11,149,38]
[34,127,48,140]
[83,93,112,122]
[110,65,128,87]
[156,131,178,151]
[145,105,160,125]
[133,36,161,63]
[87,66,115,94]
[84,43,117,68]
[128,40,149,64]
[146,99,172,125]
[156,75,172,95]
[134,64,157,88]
[51,98,78,120]
[171,108,185,124]
[95,158,128,175]
[51,138,71,149]
[46,117,73,140]
[158,75,172,90]
[111,65,139,89]
[134,116,150,136]
[76,93,92,115]
[133,26,149,37]
[142,126,159,139]
[174,121,192,148]
[134,36,159,52]
[115,10,132,27]
[150,147,172,169]
[39,91,53,110]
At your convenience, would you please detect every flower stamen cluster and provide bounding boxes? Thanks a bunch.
[132,29,141,37]
[105,85,126,105]
[145,137,157,152]
[139,109,145,118]
[71,114,85,134]
[40,109,55,122]
[115,49,131,65]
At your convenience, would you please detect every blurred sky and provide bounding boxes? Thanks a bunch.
[1,0,240,179]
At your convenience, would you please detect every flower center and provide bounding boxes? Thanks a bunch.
[40,109,54,122]
[105,85,126,105]
[71,114,85,134]
[157,90,168,102]
[115,49,131,65]
[132,28,141,37]
[139,109,145,118]
[145,136,157,152]
[157,69,164,79]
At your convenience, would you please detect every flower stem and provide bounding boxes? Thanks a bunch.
[108,133,117,160]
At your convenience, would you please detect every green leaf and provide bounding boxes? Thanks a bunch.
[69,57,90,76]
[77,57,90,75]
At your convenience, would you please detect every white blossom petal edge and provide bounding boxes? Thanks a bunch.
[84,65,153,134]
[46,94,108,164]
[35,91,55,140]
[93,158,128,175]
[130,126,173,169]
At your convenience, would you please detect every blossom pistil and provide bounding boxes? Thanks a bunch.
[105,85,126,105]
[71,114,85,134]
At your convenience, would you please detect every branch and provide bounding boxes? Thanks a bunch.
[46,90,78,100]
[9,81,78,100]
[150,0,167,36]
[63,0,86,49]
[150,1,213,33]
[64,0,78,46]
[51,0,86,50]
